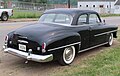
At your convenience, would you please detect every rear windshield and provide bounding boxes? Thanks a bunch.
[39,13,72,24]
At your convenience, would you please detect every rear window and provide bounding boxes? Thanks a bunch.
[39,13,72,24]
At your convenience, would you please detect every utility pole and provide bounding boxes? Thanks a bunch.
[68,0,70,8]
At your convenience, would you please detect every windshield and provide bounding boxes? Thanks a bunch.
[39,13,72,24]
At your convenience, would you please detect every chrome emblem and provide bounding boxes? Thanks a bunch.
[19,36,27,39]
[18,40,28,43]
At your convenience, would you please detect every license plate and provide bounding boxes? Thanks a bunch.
[19,44,26,51]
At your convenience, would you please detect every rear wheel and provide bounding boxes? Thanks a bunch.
[58,46,76,66]
[1,13,8,21]
[106,33,113,47]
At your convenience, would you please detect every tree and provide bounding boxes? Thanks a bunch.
[18,0,47,3]
[47,0,77,5]
[70,0,77,6]
[3,0,9,8]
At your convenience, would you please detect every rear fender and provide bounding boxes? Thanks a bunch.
[112,32,117,38]
[46,32,81,52]
[45,32,81,60]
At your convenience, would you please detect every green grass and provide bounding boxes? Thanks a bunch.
[10,10,42,19]
[53,30,120,76]
[100,14,120,17]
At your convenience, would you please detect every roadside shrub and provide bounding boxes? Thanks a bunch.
[100,14,120,17]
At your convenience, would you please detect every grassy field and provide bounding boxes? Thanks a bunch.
[52,30,120,76]
[100,14,120,17]
[10,10,42,19]
[10,10,120,19]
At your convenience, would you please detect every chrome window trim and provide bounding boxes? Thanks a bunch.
[40,22,72,26]
[48,42,81,52]
[94,30,117,37]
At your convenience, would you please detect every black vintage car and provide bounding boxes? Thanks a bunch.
[3,8,118,65]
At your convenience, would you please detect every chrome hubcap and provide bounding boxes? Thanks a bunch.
[109,34,113,45]
[65,48,73,61]
[3,15,7,20]
[63,46,75,64]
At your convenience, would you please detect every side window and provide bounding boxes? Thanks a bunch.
[78,14,87,25]
[89,14,100,24]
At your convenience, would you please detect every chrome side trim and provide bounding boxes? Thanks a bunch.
[48,42,81,52]
[4,48,53,62]
[78,42,108,53]
[94,30,117,37]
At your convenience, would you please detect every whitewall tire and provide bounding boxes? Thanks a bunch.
[106,33,113,46]
[59,46,76,65]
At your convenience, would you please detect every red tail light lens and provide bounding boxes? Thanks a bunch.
[42,42,46,49]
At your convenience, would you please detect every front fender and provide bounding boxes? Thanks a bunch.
[46,32,81,52]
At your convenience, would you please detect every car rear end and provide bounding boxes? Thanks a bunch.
[3,34,53,62]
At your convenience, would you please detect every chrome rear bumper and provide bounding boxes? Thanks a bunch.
[4,48,53,62]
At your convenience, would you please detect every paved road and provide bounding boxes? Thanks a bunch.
[0,21,37,49]
[0,17,120,76]
[102,17,120,26]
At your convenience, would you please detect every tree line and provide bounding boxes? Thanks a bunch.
[17,0,77,5]
[18,0,47,3]
[2,0,77,5]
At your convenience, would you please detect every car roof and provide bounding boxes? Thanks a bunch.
[44,8,97,15]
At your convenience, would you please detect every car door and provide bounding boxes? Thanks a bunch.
[76,13,90,50]
[88,13,107,47]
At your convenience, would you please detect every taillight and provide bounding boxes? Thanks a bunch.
[42,42,46,49]
[42,42,46,53]
[5,35,8,42]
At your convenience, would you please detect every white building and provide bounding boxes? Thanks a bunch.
[78,0,120,14]
[114,0,120,14]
